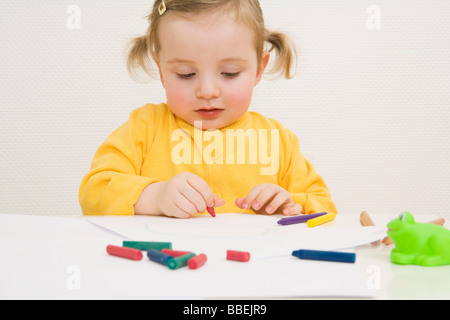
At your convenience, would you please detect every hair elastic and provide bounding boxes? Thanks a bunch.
[159,0,167,15]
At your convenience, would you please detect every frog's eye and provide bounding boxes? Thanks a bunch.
[399,213,406,221]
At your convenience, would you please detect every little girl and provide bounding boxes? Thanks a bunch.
[79,0,338,218]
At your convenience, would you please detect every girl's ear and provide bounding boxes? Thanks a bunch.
[152,51,165,87]
[254,51,270,86]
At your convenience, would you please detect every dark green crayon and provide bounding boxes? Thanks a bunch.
[122,241,172,251]
[166,253,196,270]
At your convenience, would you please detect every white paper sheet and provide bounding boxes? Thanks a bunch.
[82,213,386,298]
[86,213,387,258]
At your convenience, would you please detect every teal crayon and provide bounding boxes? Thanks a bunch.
[167,253,196,270]
[122,241,172,251]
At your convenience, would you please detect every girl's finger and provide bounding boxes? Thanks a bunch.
[265,191,290,214]
[281,203,303,216]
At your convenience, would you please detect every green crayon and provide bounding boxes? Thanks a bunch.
[122,241,172,251]
[167,253,196,270]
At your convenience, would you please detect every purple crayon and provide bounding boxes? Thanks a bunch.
[277,212,327,226]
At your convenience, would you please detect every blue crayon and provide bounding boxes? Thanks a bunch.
[277,212,327,226]
[292,249,356,263]
[147,249,173,266]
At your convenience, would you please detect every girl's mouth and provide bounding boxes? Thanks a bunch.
[195,108,224,118]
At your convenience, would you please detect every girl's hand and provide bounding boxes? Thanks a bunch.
[139,172,225,219]
[235,184,302,216]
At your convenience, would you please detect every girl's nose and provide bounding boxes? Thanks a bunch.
[195,76,221,100]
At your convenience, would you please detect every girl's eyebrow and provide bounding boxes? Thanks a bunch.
[167,58,195,64]
[220,57,249,64]
[167,57,249,64]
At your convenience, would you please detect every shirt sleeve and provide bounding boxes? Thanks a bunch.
[78,107,159,215]
[281,131,338,215]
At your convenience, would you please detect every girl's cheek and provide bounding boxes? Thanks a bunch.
[166,82,191,107]
[224,80,253,108]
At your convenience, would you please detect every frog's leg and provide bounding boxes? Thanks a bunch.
[391,248,416,265]
[417,236,450,267]
[417,255,449,267]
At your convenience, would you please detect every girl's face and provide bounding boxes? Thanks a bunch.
[155,11,269,130]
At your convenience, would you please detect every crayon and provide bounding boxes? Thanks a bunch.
[360,210,375,227]
[360,211,381,246]
[187,254,207,269]
[277,212,327,226]
[122,241,172,251]
[306,213,336,228]
[429,217,446,226]
[207,207,216,217]
[106,245,143,261]
[161,249,192,257]
[167,253,196,270]
[226,250,251,262]
[292,249,356,263]
[147,249,173,266]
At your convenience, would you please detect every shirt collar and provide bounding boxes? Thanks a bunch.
[171,108,251,136]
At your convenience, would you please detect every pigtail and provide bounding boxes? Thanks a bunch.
[266,31,298,79]
[126,33,155,80]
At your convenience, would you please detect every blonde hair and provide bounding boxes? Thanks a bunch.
[127,0,298,80]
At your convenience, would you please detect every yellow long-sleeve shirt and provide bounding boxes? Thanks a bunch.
[79,103,337,216]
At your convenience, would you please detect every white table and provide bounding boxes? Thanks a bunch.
[352,214,450,300]
[0,213,448,300]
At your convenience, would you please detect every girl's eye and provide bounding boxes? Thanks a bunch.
[177,73,196,79]
[222,72,240,79]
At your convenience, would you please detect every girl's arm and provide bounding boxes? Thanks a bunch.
[282,132,338,215]
[79,108,158,215]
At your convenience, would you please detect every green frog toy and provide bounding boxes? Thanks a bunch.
[387,212,450,267]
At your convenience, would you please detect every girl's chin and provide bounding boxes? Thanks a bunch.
[193,121,223,130]
[191,118,232,130]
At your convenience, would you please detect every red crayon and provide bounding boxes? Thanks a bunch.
[226,250,251,262]
[207,207,216,217]
[161,249,192,257]
[188,254,207,269]
[106,245,143,261]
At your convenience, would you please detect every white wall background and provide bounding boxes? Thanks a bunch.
[1,1,449,218]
